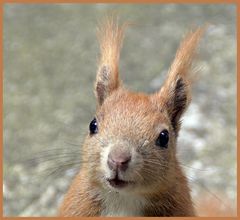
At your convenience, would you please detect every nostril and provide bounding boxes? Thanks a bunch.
[107,152,131,171]
[120,156,131,165]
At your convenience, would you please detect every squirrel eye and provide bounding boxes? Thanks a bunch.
[89,118,98,135]
[155,129,169,148]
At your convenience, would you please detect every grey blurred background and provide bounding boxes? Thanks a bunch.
[3,4,236,216]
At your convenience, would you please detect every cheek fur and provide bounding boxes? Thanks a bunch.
[100,144,112,177]
[139,145,170,178]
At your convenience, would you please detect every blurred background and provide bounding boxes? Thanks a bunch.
[3,4,236,216]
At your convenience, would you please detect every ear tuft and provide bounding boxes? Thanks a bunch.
[95,15,128,105]
[153,26,206,133]
[168,26,206,80]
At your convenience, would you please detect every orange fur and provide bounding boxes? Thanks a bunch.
[95,16,128,105]
[59,17,206,217]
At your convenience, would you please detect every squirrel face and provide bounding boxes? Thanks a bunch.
[85,89,177,194]
[81,16,204,196]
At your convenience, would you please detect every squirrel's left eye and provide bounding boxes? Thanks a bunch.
[89,118,98,135]
[155,129,169,148]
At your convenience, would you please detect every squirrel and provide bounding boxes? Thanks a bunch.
[59,16,205,217]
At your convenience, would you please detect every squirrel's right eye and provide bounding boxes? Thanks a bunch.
[155,129,169,148]
[89,118,98,135]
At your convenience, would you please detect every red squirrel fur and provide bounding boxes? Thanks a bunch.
[59,16,205,217]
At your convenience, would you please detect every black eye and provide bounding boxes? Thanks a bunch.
[89,118,98,135]
[155,129,169,148]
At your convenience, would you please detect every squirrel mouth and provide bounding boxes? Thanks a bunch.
[107,176,134,189]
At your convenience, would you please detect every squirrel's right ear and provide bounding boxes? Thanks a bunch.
[95,16,127,105]
[152,27,205,133]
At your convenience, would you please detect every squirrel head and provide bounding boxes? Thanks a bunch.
[83,16,205,195]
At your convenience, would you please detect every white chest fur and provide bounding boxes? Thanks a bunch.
[100,191,146,217]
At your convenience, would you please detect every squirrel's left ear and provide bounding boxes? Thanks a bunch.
[95,16,127,106]
[152,27,205,134]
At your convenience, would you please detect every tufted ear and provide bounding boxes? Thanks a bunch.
[95,16,127,106]
[152,27,205,134]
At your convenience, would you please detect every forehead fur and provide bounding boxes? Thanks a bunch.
[96,88,169,139]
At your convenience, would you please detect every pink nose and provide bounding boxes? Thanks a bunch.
[107,151,131,172]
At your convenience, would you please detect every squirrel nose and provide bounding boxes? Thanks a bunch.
[107,151,131,172]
